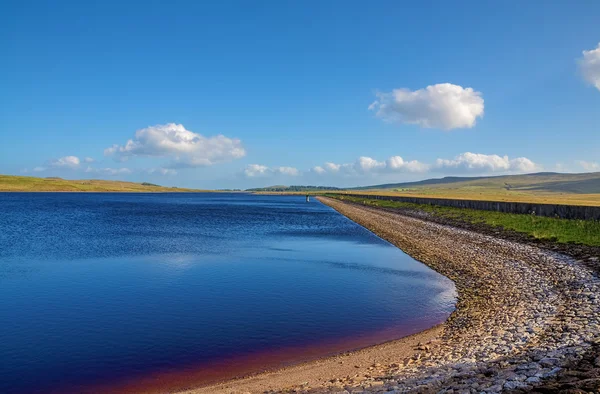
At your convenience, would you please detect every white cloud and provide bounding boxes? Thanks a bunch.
[49,156,81,169]
[275,166,300,176]
[386,156,430,173]
[356,156,386,172]
[369,83,484,130]
[435,152,539,173]
[244,164,270,177]
[578,160,600,172]
[579,42,600,91]
[147,168,178,176]
[85,166,132,176]
[312,166,326,174]
[105,123,246,168]
[324,162,341,172]
[33,166,46,172]
[244,164,300,178]
[314,155,428,176]
[84,157,95,163]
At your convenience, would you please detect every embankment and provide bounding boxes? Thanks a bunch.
[334,193,600,220]
[184,197,600,393]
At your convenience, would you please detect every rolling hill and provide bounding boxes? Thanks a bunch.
[0,175,207,192]
[249,172,600,206]
[351,172,600,194]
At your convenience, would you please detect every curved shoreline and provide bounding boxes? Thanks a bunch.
[183,197,600,393]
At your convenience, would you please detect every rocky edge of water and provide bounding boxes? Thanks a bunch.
[271,197,600,394]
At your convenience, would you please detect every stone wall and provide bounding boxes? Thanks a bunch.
[335,194,600,220]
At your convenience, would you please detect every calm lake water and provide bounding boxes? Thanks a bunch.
[0,193,456,393]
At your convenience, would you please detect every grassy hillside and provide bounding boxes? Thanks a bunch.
[0,175,207,192]
[352,172,600,206]
[330,195,600,246]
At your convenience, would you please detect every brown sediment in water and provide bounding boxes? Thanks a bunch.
[78,320,445,394]
[178,326,444,394]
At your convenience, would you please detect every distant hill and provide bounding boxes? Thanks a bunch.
[352,172,600,194]
[248,172,600,206]
[350,175,493,190]
[0,174,207,192]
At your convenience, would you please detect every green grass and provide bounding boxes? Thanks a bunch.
[328,194,600,247]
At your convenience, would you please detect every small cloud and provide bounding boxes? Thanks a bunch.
[578,42,600,91]
[435,152,539,173]
[275,166,300,176]
[49,156,80,169]
[105,123,246,168]
[147,168,178,176]
[578,160,600,172]
[386,156,430,173]
[33,166,47,172]
[244,164,270,178]
[324,162,341,172]
[311,166,326,174]
[84,157,95,163]
[85,166,132,176]
[369,83,484,130]
[356,157,386,173]
[244,164,300,178]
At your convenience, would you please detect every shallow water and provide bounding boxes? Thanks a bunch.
[0,193,456,393]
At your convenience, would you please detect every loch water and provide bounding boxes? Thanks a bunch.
[0,193,456,393]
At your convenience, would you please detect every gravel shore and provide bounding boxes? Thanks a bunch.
[301,197,600,393]
[186,197,600,394]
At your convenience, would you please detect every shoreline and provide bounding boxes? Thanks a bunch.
[180,196,600,393]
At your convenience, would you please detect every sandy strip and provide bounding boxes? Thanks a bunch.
[180,197,600,393]
[181,327,443,394]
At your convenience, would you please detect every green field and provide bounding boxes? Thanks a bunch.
[329,194,600,247]
[0,175,207,192]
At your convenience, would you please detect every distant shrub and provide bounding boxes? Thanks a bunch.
[141,182,160,187]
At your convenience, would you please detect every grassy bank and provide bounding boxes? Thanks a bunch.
[327,194,600,247]
[0,175,207,192]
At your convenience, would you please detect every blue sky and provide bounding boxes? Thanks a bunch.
[1,0,599,189]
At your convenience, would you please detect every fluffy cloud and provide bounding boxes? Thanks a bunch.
[579,42,600,91]
[105,123,246,168]
[324,162,341,172]
[386,156,430,173]
[147,168,178,176]
[435,152,539,173]
[84,157,95,163]
[49,156,81,169]
[244,164,300,178]
[311,153,538,178]
[30,156,82,171]
[369,83,484,130]
[313,156,428,176]
[578,161,600,172]
[85,166,132,176]
[276,166,300,176]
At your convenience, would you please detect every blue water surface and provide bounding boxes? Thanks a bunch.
[0,193,455,393]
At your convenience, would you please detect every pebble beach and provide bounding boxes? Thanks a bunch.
[186,197,600,394]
